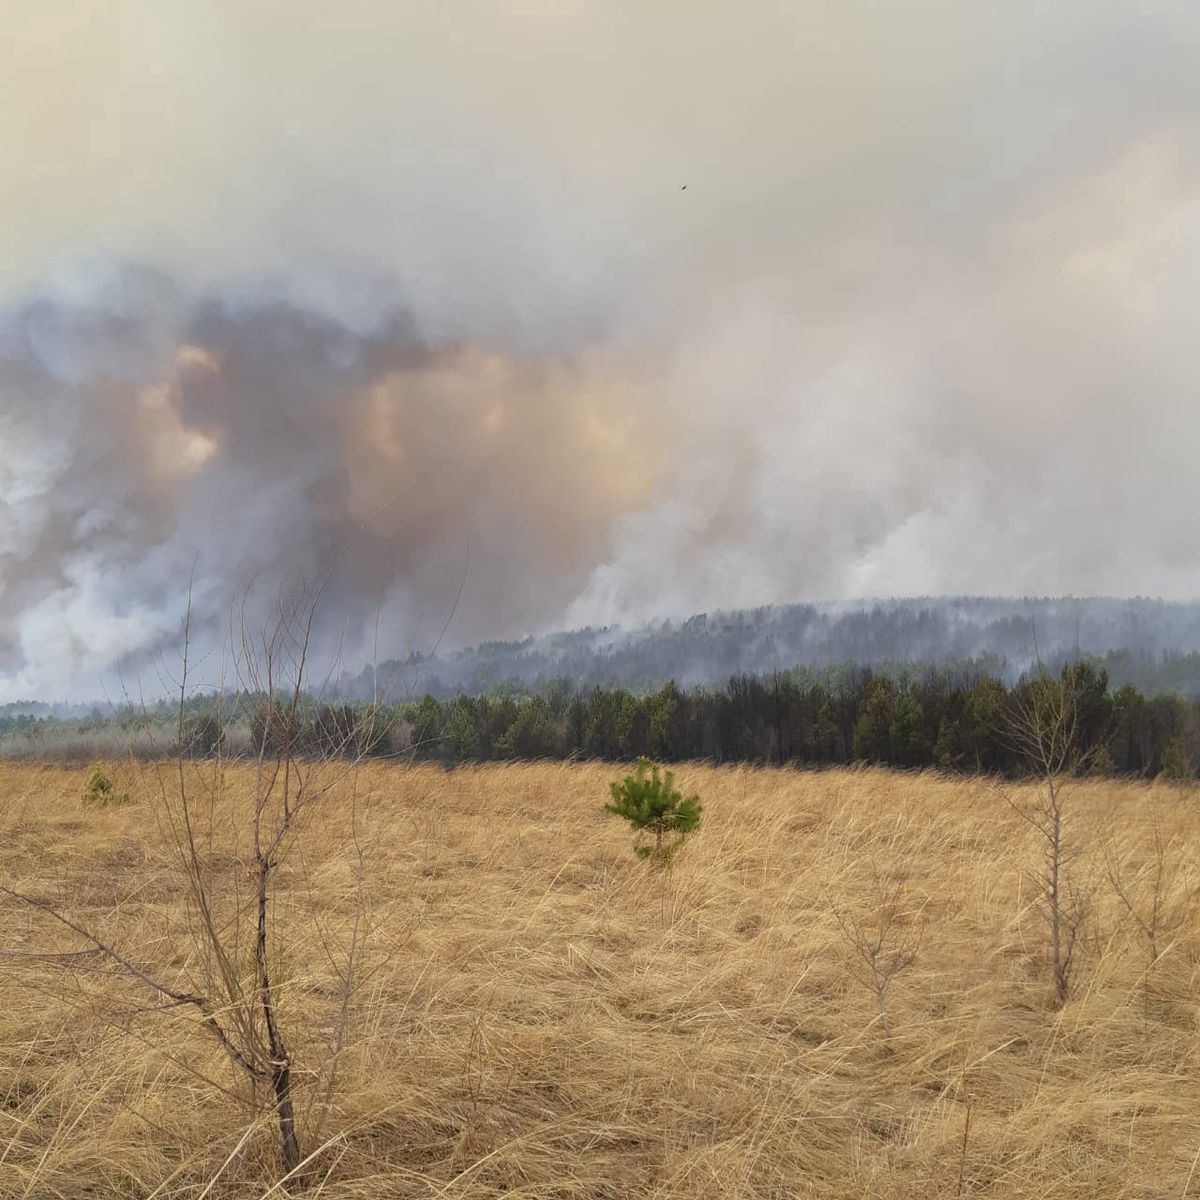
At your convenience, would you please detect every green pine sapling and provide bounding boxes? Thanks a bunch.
[82,766,131,808]
[605,758,702,862]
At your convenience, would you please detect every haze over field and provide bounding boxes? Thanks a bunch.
[3,2,1200,700]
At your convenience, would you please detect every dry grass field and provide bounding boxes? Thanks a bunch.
[1,760,1198,1199]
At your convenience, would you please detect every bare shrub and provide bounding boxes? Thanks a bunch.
[3,581,382,1189]
[1000,668,1101,1007]
[829,862,924,1043]
[1103,822,1189,1012]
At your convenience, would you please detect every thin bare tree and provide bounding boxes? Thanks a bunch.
[1103,822,1185,1011]
[2,578,382,1189]
[829,862,923,1043]
[1000,669,1097,1007]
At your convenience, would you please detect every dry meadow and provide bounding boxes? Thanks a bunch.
[1,760,1197,1198]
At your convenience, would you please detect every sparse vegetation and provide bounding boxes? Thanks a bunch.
[2,760,1197,1197]
[5,588,383,1190]
[829,860,924,1043]
[1104,822,1189,1014]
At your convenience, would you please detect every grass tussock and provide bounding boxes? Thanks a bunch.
[0,760,1198,1198]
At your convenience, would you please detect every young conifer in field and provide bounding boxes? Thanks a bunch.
[605,757,702,862]
[82,765,130,807]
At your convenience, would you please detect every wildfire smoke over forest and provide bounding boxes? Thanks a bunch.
[3,2,1199,699]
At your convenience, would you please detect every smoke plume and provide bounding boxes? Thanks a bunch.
[2,2,1200,698]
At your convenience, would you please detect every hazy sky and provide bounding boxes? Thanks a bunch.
[2,1,1199,699]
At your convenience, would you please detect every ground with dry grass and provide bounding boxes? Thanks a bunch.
[1,761,1197,1198]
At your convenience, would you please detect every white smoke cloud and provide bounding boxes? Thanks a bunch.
[1,1,1199,698]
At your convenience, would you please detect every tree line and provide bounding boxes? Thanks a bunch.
[165,660,1197,779]
[7,659,1197,777]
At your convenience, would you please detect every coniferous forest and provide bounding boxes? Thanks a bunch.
[374,661,1195,777]
[6,658,1199,779]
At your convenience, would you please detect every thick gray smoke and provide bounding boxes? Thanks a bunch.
[2,2,1200,699]
[0,273,655,697]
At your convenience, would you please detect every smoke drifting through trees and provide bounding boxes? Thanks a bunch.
[0,281,652,701]
[347,597,1200,699]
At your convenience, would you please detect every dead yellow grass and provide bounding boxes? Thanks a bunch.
[1,760,1198,1198]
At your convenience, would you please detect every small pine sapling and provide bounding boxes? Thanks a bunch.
[605,758,702,862]
[82,766,131,808]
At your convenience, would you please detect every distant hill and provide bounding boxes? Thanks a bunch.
[336,596,1200,700]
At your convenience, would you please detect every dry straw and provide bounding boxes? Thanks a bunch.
[1,761,1197,1197]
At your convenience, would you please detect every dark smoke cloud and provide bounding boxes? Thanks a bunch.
[2,2,1200,698]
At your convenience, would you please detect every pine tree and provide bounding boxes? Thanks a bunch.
[1089,743,1116,777]
[814,697,840,761]
[444,698,479,760]
[605,758,702,862]
[1161,735,1192,783]
[853,678,895,762]
[933,717,962,769]
[890,692,927,766]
